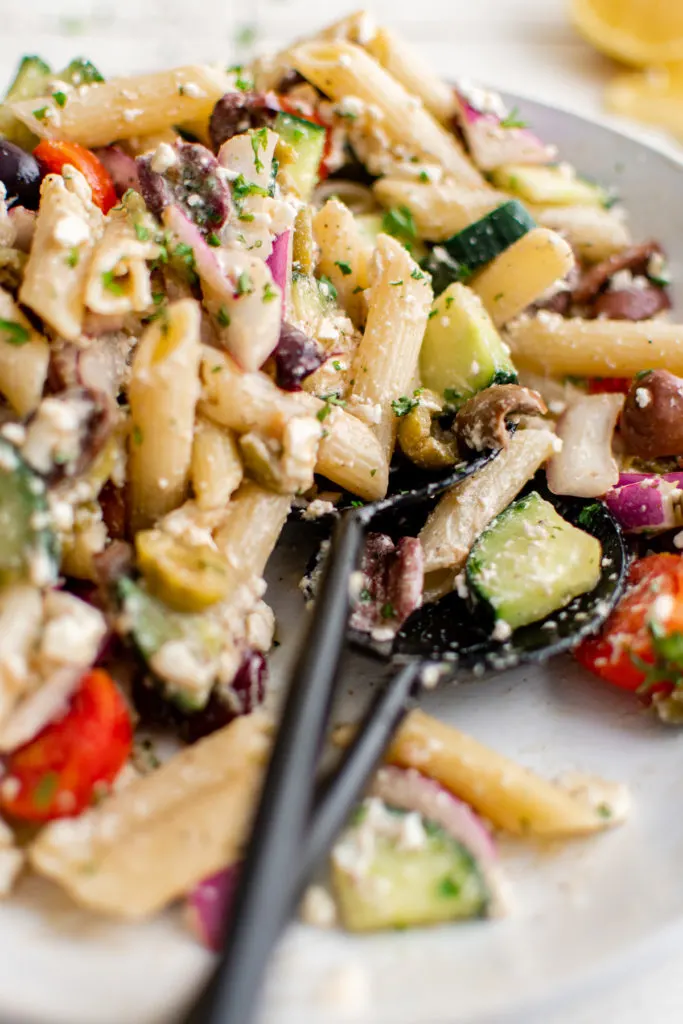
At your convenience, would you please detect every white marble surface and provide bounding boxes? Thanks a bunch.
[2,0,683,1020]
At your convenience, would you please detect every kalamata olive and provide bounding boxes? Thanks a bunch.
[273,322,326,391]
[621,370,683,459]
[0,140,42,210]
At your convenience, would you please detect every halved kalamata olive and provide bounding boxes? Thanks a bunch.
[180,651,267,743]
[273,322,325,391]
[0,140,42,210]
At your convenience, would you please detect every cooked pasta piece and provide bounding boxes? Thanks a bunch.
[30,712,272,917]
[312,199,373,326]
[363,27,459,125]
[347,234,432,460]
[472,227,575,327]
[128,299,202,531]
[529,203,632,263]
[373,175,504,242]
[10,66,233,150]
[191,417,243,511]
[386,710,620,837]
[199,348,390,500]
[85,203,160,315]
[0,288,49,417]
[19,169,102,341]
[289,41,483,186]
[420,428,558,593]
[0,585,43,729]
[505,313,683,378]
[213,482,292,580]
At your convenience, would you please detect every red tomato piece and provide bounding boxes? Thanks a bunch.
[587,377,632,395]
[33,140,118,213]
[576,553,683,696]
[1,669,132,821]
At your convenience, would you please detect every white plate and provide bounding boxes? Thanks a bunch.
[4,97,683,1024]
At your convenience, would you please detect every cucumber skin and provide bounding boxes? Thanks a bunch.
[274,112,326,202]
[0,439,58,588]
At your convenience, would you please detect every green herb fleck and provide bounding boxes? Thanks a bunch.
[316,393,346,422]
[217,305,231,328]
[359,588,372,602]
[437,876,461,898]
[370,468,377,477]
[262,281,278,303]
[443,387,462,405]
[350,500,364,508]
[410,268,426,280]
[352,285,364,295]
[382,205,417,245]
[389,279,404,287]
[334,260,352,276]
[597,803,612,820]
[380,602,395,619]
[418,171,430,183]
[499,106,528,129]
[32,106,50,121]
[332,360,343,371]
[428,308,438,320]
[228,65,253,92]
[52,90,67,108]
[134,221,150,242]
[634,369,652,381]
[250,126,269,174]
[206,232,221,247]
[392,394,420,417]
[34,772,59,810]
[132,425,143,446]
[211,364,223,374]
[493,292,504,302]
[234,23,257,49]
[318,274,338,301]
[236,271,253,296]
[66,247,80,268]
[0,318,29,346]
[445,295,454,309]
[102,270,124,296]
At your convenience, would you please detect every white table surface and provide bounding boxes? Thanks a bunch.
[2,0,683,1020]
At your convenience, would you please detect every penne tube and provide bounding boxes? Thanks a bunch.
[199,348,389,500]
[128,299,202,531]
[528,203,632,263]
[420,428,559,578]
[373,175,504,242]
[85,205,160,315]
[348,234,432,460]
[30,713,272,918]
[191,417,243,511]
[213,482,291,579]
[10,66,233,150]
[386,710,620,837]
[290,41,483,186]
[472,227,575,327]
[506,312,683,378]
[0,585,43,728]
[19,169,102,341]
[312,199,373,326]
[364,27,459,125]
[0,288,49,416]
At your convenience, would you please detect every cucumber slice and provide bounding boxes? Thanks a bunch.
[466,491,602,631]
[290,270,335,330]
[419,282,517,406]
[0,438,58,587]
[443,199,536,273]
[0,55,52,149]
[331,802,490,931]
[274,112,326,202]
[490,164,611,208]
[59,58,104,86]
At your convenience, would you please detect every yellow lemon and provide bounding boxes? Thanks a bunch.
[606,66,683,137]
[571,0,683,66]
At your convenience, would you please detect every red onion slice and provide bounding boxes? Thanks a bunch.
[605,475,683,533]
[186,863,240,951]
[455,92,556,171]
[546,392,624,498]
[93,147,139,197]
[266,229,291,305]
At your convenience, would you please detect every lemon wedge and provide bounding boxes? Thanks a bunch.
[571,0,683,66]
[606,66,683,138]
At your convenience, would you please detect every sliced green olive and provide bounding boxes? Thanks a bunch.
[135,528,231,612]
[398,405,459,470]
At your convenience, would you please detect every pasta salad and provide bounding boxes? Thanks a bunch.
[0,8,680,943]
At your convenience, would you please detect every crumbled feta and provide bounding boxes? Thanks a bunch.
[40,591,107,667]
[303,499,336,521]
[53,214,90,248]
[491,619,512,641]
[179,81,205,99]
[300,885,337,928]
[634,386,652,408]
[150,141,178,174]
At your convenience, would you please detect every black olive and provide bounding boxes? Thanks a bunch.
[0,139,42,210]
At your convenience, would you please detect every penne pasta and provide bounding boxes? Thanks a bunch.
[420,428,559,584]
[373,175,504,242]
[348,234,432,460]
[472,227,575,327]
[191,417,243,511]
[0,585,43,729]
[289,41,483,186]
[213,482,292,580]
[386,710,617,837]
[506,312,683,378]
[19,169,102,341]
[528,203,632,263]
[84,203,160,315]
[10,66,233,150]
[128,299,202,531]
[0,288,49,417]
[312,199,373,326]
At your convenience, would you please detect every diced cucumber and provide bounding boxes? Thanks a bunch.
[0,55,52,149]
[58,58,104,86]
[419,282,517,406]
[0,438,58,587]
[331,802,490,932]
[274,112,326,202]
[490,164,611,208]
[466,491,602,631]
[117,577,225,711]
[444,200,535,274]
[290,270,335,329]
[355,211,428,262]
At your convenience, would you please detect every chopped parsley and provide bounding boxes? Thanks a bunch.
[236,270,253,296]
[359,588,372,602]
[428,308,438,320]
[445,295,454,309]
[391,389,422,417]
[102,271,125,296]
[500,107,528,129]
[217,305,231,328]
[410,267,426,280]
[380,602,395,619]
[52,90,67,108]
[596,803,613,820]
[493,292,504,302]
[0,319,29,346]
[350,500,364,508]
[207,232,221,247]
[234,23,257,48]
[334,260,352,276]
[66,247,80,268]
[262,281,277,303]
[250,126,269,174]
[437,877,461,898]
[132,424,144,446]
[33,771,59,810]
[352,284,364,294]
[634,369,653,380]
[418,171,431,183]
[443,387,463,406]
[318,274,337,301]
[32,106,50,121]
[316,393,346,422]
[370,468,377,477]
[211,364,223,374]
[332,360,343,371]
[382,205,417,245]
[134,221,150,242]
[228,65,253,92]
[232,174,270,205]
[389,279,404,287]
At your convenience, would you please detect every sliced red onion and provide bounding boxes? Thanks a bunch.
[604,475,683,533]
[163,204,228,294]
[181,651,267,743]
[454,92,556,171]
[371,766,497,867]
[546,393,624,498]
[349,533,423,637]
[93,147,139,196]
[273,322,325,391]
[186,863,240,951]
[266,229,291,304]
